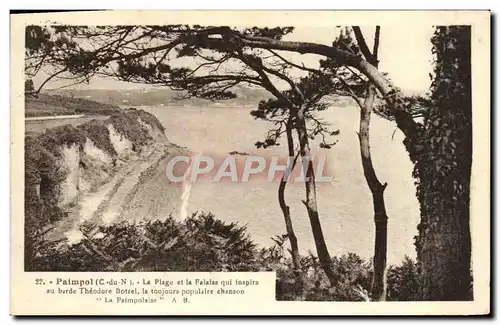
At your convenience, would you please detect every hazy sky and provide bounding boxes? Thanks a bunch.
[279,26,435,93]
[34,26,435,94]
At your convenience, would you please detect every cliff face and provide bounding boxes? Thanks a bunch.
[25,108,181,240]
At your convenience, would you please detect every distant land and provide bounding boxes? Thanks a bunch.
[44,85,272,108]
[44,85,428,109]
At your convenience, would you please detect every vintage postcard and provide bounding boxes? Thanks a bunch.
[10,10,491,315]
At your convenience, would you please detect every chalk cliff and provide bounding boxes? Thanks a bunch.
[25,108,189,244]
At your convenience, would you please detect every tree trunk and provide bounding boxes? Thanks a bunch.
[295,105,337,287]
[357,84,389,301]
[414,26,472,301]
[277,120,303,295]
[350,26,388,301]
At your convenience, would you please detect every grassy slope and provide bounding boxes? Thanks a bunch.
[25,93,121,117]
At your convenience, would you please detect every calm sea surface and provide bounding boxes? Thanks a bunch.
[143,104,420,265]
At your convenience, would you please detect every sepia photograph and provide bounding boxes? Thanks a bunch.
[11,10,491,315]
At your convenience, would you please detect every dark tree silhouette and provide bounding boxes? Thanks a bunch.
[412,26,473,301]
[25,79,34,93]
[251,71,340,294]
[319,26,389,301]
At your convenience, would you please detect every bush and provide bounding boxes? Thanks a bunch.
[24,135,68,271]
[127,108,166,134]
[78,119,117,156]
[25,211,421,301]
[386,255,420,301]
[259,235,372,301]
[106,111,152,150]
[26,212,258,272]
[24,135,67,225]
[36,124,86,157]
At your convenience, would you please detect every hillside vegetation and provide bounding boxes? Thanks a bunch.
[28,210,419,301]
[25,93,121,117]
